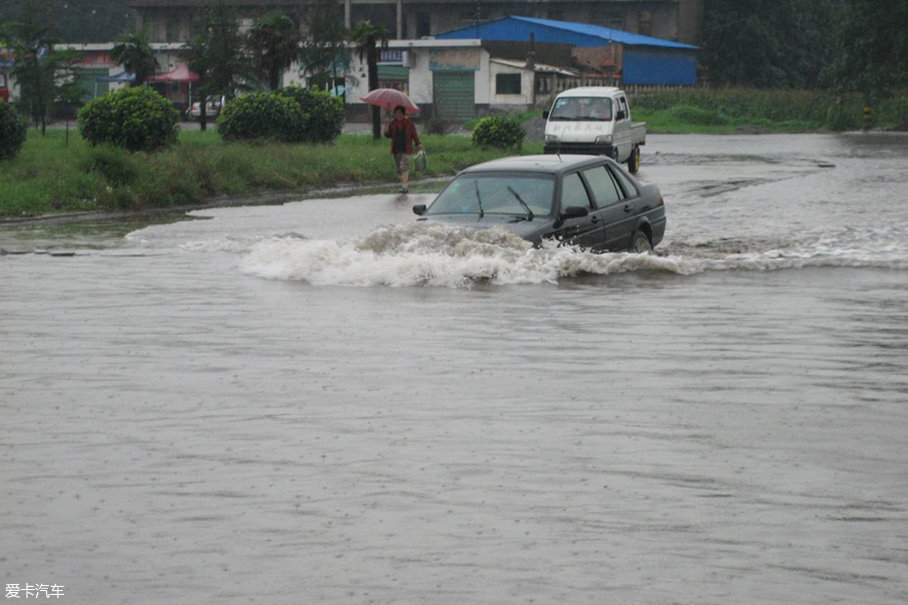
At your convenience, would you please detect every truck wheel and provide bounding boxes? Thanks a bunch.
[627,146,640,174]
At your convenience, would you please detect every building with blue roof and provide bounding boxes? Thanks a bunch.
[437,16,699,86]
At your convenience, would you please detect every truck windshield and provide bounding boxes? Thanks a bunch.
[427,174,555,217]
[549,97,612,122]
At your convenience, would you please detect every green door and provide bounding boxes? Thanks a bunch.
[433,72,475,120]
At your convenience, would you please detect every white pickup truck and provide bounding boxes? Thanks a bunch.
[542,87,646,173]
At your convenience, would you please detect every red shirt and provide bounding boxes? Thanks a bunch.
[384,117,421,154]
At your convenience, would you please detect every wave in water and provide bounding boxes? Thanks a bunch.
[238,223,908,287]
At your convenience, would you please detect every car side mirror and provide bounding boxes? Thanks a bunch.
[561,206,589,220]
[542,110,549,120]
[616,110,626,120]
[412,204,427,216]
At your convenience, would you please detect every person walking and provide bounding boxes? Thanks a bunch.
[384,105,424,194]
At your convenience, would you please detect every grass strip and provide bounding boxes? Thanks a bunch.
[1,128,543,218]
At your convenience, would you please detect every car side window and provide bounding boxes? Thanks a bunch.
[561,173,593,210]
[618,97,629,120]
[582,166,622,207]
[607,164,638,198]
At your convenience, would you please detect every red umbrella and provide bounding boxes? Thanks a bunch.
[360,88,420,114]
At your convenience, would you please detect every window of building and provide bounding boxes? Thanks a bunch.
[165,17,180,43]
[496,73,521,95]
[416,13,431,38]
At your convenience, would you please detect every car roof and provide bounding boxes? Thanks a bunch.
[555,87,622,98]
[458,154,607,176]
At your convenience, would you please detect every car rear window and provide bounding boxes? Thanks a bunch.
[609,164,638,198]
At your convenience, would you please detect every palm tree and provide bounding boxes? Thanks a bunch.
[246,12,301,91]
[350,20,390,140]
[110,27,158,86]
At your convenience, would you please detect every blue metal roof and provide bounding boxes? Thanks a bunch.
[437,15,699,50]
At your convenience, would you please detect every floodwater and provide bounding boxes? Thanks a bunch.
[2,133,907,604]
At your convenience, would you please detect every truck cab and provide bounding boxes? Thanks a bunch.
[543,87,646,173]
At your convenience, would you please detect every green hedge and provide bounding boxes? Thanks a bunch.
[217,92,298,143]
[78,87,180,152]
[276,86,344,143]
[472,115,525,150]
[0,100,28,160]
[219,88,345,144]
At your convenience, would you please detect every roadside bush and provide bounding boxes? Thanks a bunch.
[78,87,180,152]
[83,145,139,186]
[665,105,730,126]
[217,92,298,143]
[0,100,28,161]
[276,86,344,143]
[472,115,525,150]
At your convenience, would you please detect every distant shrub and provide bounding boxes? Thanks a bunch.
[0,100,28,160]
[472,115,525,150]
[276,86,344,143]
[825,104,861,131]
[217,92,297,143]
[78,87,180,152]
[630,88,908,130]
[666,105,730,126]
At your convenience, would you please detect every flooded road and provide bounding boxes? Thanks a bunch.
[2,133,907,604]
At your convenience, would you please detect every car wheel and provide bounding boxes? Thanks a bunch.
[627,146,640,174]
[630,230,653,253]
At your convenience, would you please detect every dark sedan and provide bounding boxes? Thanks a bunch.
[413,154,666,252]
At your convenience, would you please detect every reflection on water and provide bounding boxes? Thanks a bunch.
[2,133,907,605]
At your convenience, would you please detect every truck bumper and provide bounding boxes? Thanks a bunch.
[544,142,615,156]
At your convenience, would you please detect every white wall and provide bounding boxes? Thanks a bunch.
[407,50,433,105]
[488,62,534,107]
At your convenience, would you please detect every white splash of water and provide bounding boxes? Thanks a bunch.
[238,222,908,288]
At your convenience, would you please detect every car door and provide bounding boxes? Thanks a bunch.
[581,163,636,251]
[608,162,648,249]
[556,171,605,250]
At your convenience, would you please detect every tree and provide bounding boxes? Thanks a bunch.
[828,0,908,102]
[110,27,157,86]
[701,0,839,88]
[299,0,349,91]
[246,12,300,91]
[5,0,78,134]
[185,2,247,130]
[0,0,134,44]
[350,20,389,140]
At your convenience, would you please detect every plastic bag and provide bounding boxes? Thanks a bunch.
[413,149,427,172]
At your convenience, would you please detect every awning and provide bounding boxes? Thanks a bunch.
[95,71,136,83]
[148,62,199,83]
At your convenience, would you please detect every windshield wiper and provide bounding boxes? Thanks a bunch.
[474,180,484,218]
[507,186,534,221]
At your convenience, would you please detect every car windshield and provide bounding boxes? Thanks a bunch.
[427,174,555,218]
[549,96,613,122]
